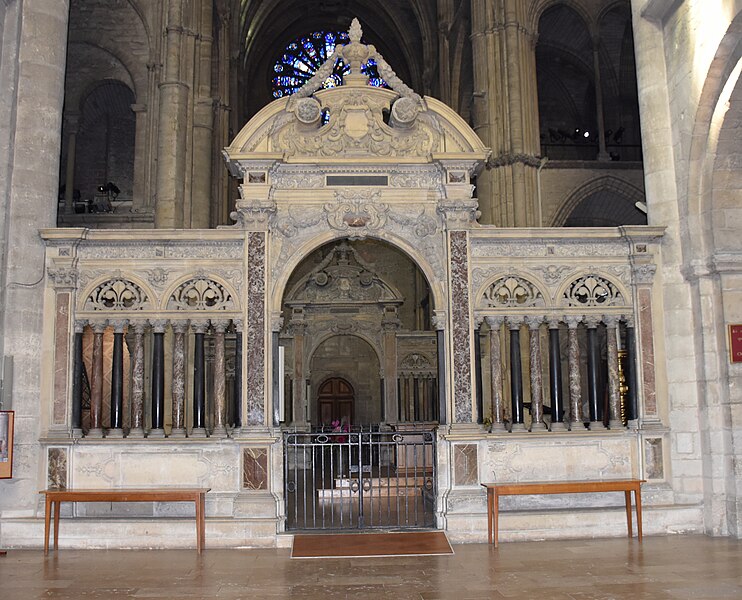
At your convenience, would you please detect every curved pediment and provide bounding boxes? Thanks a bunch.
[224,19,489,166]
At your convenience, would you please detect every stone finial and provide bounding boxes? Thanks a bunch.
[349,18,363,43]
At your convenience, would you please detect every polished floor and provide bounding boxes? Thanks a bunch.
[0,535,740,599]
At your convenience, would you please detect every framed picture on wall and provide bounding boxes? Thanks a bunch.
[0,411,14,479]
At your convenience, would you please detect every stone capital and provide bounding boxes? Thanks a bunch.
[505,316,524,330]
[525,315,545,330]
[432,310,447,331]
[211,319,231,333]
[107,319,129,333]
[564,315,584,329]
[171,320,190,334]
[191,319,210,334]
[484,315,504,330]
[91,322,107,334]
[149,319,168,333]
[74,319,88,333]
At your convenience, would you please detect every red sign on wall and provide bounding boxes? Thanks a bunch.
[729,325,742,363]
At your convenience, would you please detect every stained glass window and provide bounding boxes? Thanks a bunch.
[272,31,387,98]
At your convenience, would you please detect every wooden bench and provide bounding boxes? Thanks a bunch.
[481,479,645,547]
[40,487,210,554]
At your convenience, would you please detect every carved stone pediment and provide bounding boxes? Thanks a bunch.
[273,89,438,159]
[285,241,403,306]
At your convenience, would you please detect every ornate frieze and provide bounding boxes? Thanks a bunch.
[78,241,243,260]
[471,240,628,258]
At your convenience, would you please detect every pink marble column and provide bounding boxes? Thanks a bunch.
[485,316,506,431]
[604,316,623,429]
[565,316,585,431]
[128,322,146,438]
[211,319,230,438]
[526,316,546,430]
[170,321,188,438]
[87,323,106,438]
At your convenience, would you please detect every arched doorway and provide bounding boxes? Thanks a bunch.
[317,377,354,427]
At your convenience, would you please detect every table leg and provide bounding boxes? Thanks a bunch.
[53,501,61,551]
[44,496,51,555]
[487,489,493,545]
[635,487,643,541]
[493,490,499,549]
[196,493,206,553]
[624,490,633,537]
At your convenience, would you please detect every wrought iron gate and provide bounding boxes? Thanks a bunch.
[283,428,437,530]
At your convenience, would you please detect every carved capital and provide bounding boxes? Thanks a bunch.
[270,313,284,332]
[230,199,277,229]
[584,315,602,328]
[130,320,148,335]
[149,319,168,333]
[506,316,524,330]
[191,319,210,334]
[47,267,78,289]
[233,318,244,332]
[107,319,129,333]
[525,315,545,330]
[484,315,504,330]
[171,320,190,334]
[91,322,107,334]
[432,310,447,331]
[211,319,231,333]
[602,315,618,328]
[547,316,562,329]
[565,315,584,329]
[632,262,657,285]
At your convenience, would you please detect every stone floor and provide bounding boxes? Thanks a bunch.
[0,535,740,599]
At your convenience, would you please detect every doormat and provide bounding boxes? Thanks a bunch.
[291,530,454,559]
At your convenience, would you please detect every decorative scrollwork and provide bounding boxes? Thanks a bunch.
[167,277,234,311]
[86,278,149,311]
[481,276,544,308]
[564,274,624,307]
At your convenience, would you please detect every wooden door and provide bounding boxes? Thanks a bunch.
[317,378,354,426]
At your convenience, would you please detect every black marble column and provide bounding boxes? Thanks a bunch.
[192,321,208,436]
[626,321,638,422]
[436,328,447,426]
[71,322,85,434]
[150,321,166,436]
[586,318,606,429]
[108,321,127,437]
[474,321,484,425]
[508,319,525,431]
[233,327,243,429]
[548,320,566,430]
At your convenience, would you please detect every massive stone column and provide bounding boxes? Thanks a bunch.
[154,0,189,228]
[0,0,70,510]
[470,0,541,226]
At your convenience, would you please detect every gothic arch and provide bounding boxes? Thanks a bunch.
[551,175,646,226]
[160,273,240,312]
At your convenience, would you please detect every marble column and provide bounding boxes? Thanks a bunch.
[382,312,400,426]
[128,322,146,438]
[625,318,639,422]
[604,316,624,429]
[170,321,188,438]
[547,319,567,431]
[211,319,230,438]
[62,112,79,214]
[433,311,448,426]
[233,320,243,430]
[566,316,584,431]
[527,316,546,430]
[585,317,606,430]
[474,317,484,425]
[87,323,106,438]
[507,318,526,432]
[71,320,86,437]
[246,232,266,427]
[149,319,167,438]
[191,320,208,437]
[108,320,128,438]
[289,318,307,428]
[485,316,506,431]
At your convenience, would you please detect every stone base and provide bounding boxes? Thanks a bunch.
[106,428,124,439]
[147,428,166,439]
[86,428,103,439]
[169,428,187,438]
[589,421,608,431]
[549,421,568,431]
[126,428,145,439]
[190,427,208,438]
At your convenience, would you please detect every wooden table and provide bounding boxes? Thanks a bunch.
[481,479,645,547]
[40,488,210,554]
